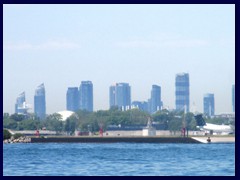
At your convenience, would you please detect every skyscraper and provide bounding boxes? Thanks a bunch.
[15,92,26,114]
[131,101,148,112]
[175,73,190,112]
[66,87,79,111]
[232,84,235,112]
[150,85,161,113]
[109,85,116,109]
[79,81,93,112]
[203,93,215,117]
[34,83,46,120]
[109,83,131,111]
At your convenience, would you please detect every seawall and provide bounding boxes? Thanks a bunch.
[30,137,200,143]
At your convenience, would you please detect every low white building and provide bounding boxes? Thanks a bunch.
[56,110,75,121]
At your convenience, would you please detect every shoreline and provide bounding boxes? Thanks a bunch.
[29,136,235,144]
[30,136,200,143]
[4,135,235,144]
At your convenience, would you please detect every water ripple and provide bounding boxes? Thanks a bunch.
[3,143,235,176]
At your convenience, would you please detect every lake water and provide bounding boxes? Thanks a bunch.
[3,143,235,176]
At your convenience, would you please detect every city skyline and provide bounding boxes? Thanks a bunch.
[10,79,234,115]
[3,4,235,114]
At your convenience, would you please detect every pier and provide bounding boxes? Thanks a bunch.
[31,136,201,143]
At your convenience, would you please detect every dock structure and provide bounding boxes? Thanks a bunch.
[30,137,200,143]
[191,137,235,144]
[29,136,235,143]
[7,130,56,136]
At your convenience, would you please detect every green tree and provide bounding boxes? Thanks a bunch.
[64,118,76,135]
[206,117,229,125]
[3,129,12,140]
[3,119,18,129]
[153,110,172,130]
[44,113,64,133]
[168,119,182,135]
[128,109,149,125]
[3,113,10,119]
[18,119,40,130]
[10,113,25,121]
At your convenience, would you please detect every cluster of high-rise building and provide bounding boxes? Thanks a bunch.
[109,83,131,111]
[66,81,93,112]
[15,83,46,120]
[108,83,163,114]
[14,74,235,119]
[131,85,162,114]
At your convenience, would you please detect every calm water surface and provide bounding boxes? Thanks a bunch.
[3,143,235,176]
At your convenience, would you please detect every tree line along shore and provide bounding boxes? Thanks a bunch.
[3,108,234,136]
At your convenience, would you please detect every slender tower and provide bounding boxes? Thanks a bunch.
[175,73,190,112]
[34,83,46,120]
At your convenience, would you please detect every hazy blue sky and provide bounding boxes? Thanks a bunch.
[3,4,235,114]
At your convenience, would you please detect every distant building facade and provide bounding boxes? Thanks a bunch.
[15,92,27,114]
[203,93,215,117]
[131,101,148,112]
[34,83,46,120]
[109,83,131,111]
[109,85,116,109]
[150,85,161,114]
[66,87,79,111]
[79,81,93,112]
[175,73,190,112]
[232,84,235,112]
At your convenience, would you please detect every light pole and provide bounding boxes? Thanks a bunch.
[88,124,91,136]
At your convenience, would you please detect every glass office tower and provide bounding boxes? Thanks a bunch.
[109,83,131,111]
[34,83,46,120]
[131,101,148,112]
[109,85,116,109]
[79,81,93,112]
[66,87,79,111]
[150,85,161,114]
[175,73,190,112]
[203,93,215,117]
[15,92,26,114]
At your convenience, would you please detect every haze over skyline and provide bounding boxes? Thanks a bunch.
[3,4,235,114]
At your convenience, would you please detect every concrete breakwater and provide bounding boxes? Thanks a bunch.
[31,137,200,143]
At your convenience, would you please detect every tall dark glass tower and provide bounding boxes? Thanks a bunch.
[34,83,46,120]
[232,84,235,112]
[175,73,190,112]
[66,87,79,111]
[79,81,93,112]
[150,85,161,114]
[203,93,215,117]
[15,92,26,114]
[109,83,131,111]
